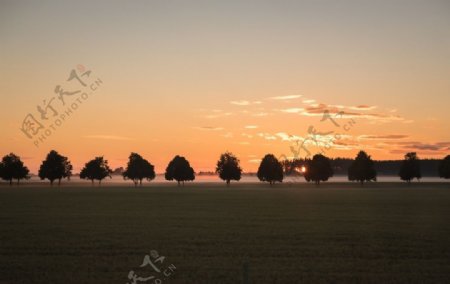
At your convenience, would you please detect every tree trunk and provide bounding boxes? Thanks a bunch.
[99,179,101,186]
[9,179,12,186]
[140,179,142,186]
[17,178,20,185]
[360,180,364,186]
[58,179,61,186]
[91,179,94,186]
[177,181,180,186]
[50,179,54,186]
[226,180,230,186]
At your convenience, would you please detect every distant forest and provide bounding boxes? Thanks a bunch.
[198,158,444,177]
[327,158,442,176]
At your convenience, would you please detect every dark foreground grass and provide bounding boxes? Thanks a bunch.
[0,182,449,283]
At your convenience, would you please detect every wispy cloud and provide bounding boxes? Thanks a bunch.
[257,132,278,140]
[358,134,409,140]
[297,103,405,122]
[387,141,450,155]
[221,132,233,138]
[83,135,134,141]
[348,105,377,110]
[330,141,356,150]
[203,112,233,119]
[230,100,262,106]
[251,112,269,117]
[193,126,224,131]
[244,125,258,129]
[268,95,302,100]
[275,132,303,141]
[402,142,450,151]
[279,108,304,113]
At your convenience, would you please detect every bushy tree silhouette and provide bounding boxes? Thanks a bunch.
[38,150,72,186]
[216,152,242,186]
[399,152,421,183]
[303,154,333,185]
[438,155,450,179]
[165,155,195,186]
[122,153,156,187]
[257,154,283,185]
[0,153,30,185]
[80,156,113,186]
[348,151,377,186]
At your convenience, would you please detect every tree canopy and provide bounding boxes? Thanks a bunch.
[80,156,113,185]
[0,153,30,185]
[216,152,242,186]
[257,154,283,185]
[122,153,156,186]
[38,150,73,186]
[304,154,333,185]
[438,155,450,179]
[348,151,377,185]
[399,152,421,183]
[165,155,195,185]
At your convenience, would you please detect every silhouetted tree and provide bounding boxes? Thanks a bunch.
[0,153,30,185]
[112,167,124,175]
[438,155,450,179]
[216,152,242,186]
[80,156,112,185]
[165,155,195,186]
[38,150,72,186]
[257,154,283,185]
[399,152,421,183]
[303,154,333,185]
[123,153,156,187]
[348,151,377,186]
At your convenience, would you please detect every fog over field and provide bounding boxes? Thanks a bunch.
[2,175,446,186]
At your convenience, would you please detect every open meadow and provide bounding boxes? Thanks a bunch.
[0,182,449,283]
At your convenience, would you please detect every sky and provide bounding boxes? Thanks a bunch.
[1,0,449,173]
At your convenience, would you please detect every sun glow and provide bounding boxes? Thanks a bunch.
[300,166,307,173]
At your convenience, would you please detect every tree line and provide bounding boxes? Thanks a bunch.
[0,150,449,186]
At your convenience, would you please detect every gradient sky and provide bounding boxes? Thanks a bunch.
[1,0,449,173]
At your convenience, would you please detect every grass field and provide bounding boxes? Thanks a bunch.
[1,182,449,283]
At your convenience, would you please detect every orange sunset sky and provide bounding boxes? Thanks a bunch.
[1,0,449,173]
